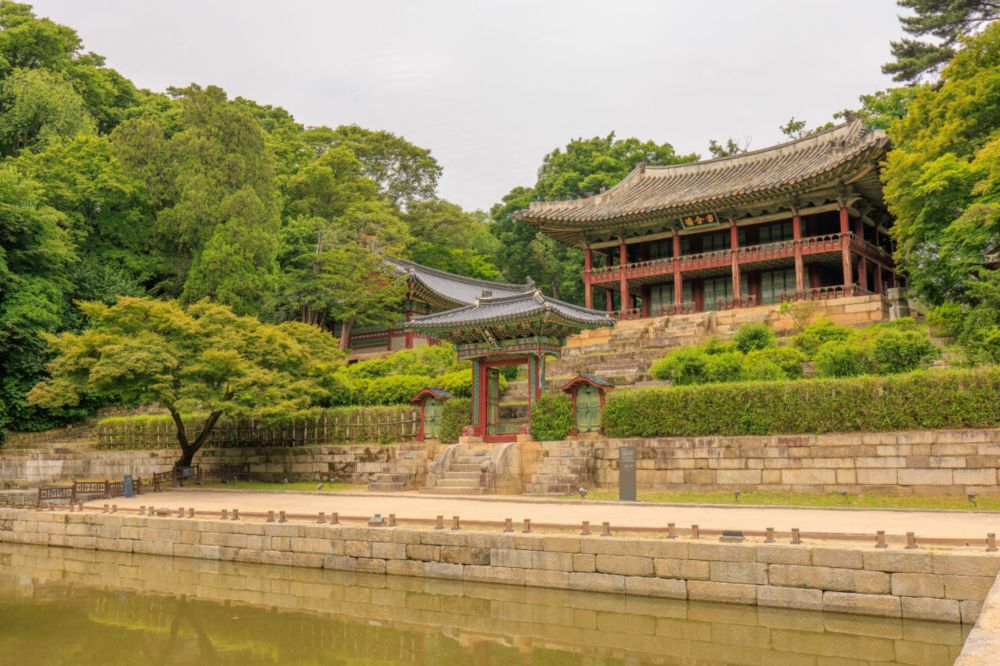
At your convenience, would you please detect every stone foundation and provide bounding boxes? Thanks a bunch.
[585,428,1000,496]
[3,508,997,623]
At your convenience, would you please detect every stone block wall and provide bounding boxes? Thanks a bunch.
[587,429,1000,496]
[3,508,997,624]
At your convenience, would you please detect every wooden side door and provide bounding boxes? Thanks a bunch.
[576,385,601,432]
[424,398,442,438]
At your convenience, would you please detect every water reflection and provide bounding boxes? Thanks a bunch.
[0,543,968,665]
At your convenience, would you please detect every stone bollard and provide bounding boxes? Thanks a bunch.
[435,515,444,530]
[103,504,109,514]
[278,511,287,523]
[791,528,801,545]
[267,510,275,523]
[875,530,888,549]
[221,509,228,520]
[906,532,917,549]
[388,514,396,528]
[765,527,775,544]
[177,507,184,518]
[601,521,611,537]
[581,521,590,536]
[139,506,146,516]
[522,519,531,534]
[666,522,676,539]
[988,533,997,553]
[111,505,117,514]
[330,511,338,525]
[188,508,194,519]
[691,524,700,539]
[503,518,513,533]
[231,509,239,521]
[451,516,461,531]
[317,512,325,524]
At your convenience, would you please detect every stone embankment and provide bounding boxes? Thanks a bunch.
[585,428,1000,496]
[3,508,998,626]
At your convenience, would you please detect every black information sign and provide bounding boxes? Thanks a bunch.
[619,446,636,502]
[124,474,134,498]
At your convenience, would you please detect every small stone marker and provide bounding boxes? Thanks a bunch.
[906,532,917,549]
[435,515,444,530]
[691,524,700,539]
[791,528,801,545]
[267,510,275,523]
[317,512,325,523]
[231,508,239,521]
[278,510,286,523]
[503,518,513,533]
[581,520,590,536]
[522,518,531,533]
[388,514,396,527]
[987,533,997,553]
[765,527,775,543]
[601,521,611,537]
[451,515,460,531]
[875,530,887,549]
[666,522,676,539]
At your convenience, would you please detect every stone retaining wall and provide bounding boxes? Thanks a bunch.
[587,429,1000,496]
[0,444,420,486]
[956,574,1000,664]
[3,508,997,624]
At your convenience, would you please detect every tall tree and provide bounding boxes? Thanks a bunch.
[883,0,1000,82]
[28,297,346,466]
[404,198,501,279]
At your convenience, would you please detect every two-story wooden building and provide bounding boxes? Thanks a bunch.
[517,120,901,318]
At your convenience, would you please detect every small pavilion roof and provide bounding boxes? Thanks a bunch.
[411,387,452,403]
[562,374,614,393]
[516,120,888,246]
[407,290,614,334]
[388,259,534,308]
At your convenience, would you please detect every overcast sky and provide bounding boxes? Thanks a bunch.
[30,0,905,211]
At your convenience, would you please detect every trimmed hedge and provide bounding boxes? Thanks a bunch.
[603,367,1000,438]
[529,393,574,441]
[439,398,471,444]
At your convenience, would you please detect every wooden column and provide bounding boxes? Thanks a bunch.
[730,221,741,302]
[839,204,852,291]
[618,240,629,315]
[672,231,683,310]
[874,264,883,294]
[641,285,651,317]
[605,288,614,314]
[792,211,804,293]
[854,217,868,291]
[583,246,593,309]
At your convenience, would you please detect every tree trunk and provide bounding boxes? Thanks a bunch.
[338,315,355,351]
[170,408,224,468]
[550,277,561,299]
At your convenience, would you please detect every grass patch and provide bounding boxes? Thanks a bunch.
[564,489,1000,511]
[197,481,369,493]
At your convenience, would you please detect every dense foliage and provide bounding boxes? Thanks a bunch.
[604,367,1000,438]
[439,398,471,444]
[529,393,574,441]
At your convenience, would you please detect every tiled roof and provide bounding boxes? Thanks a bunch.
[407,290,614,330]
[517,120,888,243]
[388,259,534,307]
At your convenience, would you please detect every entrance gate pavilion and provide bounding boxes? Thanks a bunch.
[407,290,613,442]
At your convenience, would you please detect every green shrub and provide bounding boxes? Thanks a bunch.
[744,346,805,379]
[705,351,745,383]
[439,398,471,443]
[741,356,786,381]
[981,326,1000,363]
[530,393,575,441]
[793,319,855,358]
[435,370,473,398]
[603,368,1000,438]
[387,343,462,376]
[650,347,710,385]
[733,323,776,353]
[927,303,967,339]
[814,340,868,378]
[363,375,433,405]
[347,357,394,380]
[869,329,940,374]
[702,337,737,355]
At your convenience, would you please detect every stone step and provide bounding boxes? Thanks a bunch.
[450,463,481,472]
[419,486,487,496]
[368,482,407,492]
[433,478,482,488]
[531,473,582,485]
[439,471,480,480]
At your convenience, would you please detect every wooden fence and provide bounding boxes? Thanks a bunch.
[96,410,421,450]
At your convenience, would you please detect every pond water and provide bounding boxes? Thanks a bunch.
[0,543,969,665]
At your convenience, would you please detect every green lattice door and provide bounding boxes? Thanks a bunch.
[424,398,442,439]
[576,385,601,432]
[487,368,500,435]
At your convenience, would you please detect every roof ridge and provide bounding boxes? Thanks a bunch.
[389,258,533,292]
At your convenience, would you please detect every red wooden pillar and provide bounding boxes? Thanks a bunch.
[854,217,868,291]
[618,240,629,314]
[583,247,593,309]
[874,264,883,294]
[792,212,804,293]
[839,205,852,291]
[730,221,741,302]
[672,231,683,309]
[605,288,614,313]
[641,285,651,317]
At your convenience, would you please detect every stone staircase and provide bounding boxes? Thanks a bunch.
[421,443,491,495]
[365,446,429,492]
[524,440,594,495]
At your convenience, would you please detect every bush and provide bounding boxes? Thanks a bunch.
[984,326,1000,364]
[742,356,786,381]
[705,351,745,383]
[530,393,575,441]
[435,370,473,398]
[347,357,394,380]
[363,374,433,405]
[744,346,805,379]
[814,340,868,378]
[439,398,470,443]
[793,319,855,358]
[603,368,1000,438]
[869,329,940,374]
[733,323,776,353]
[650,347,710,385]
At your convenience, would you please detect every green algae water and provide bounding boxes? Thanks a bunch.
[0,543,968,665]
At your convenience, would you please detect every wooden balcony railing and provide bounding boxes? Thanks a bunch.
[586,233,893,286]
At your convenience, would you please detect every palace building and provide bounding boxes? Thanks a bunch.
[516,120,901,318]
